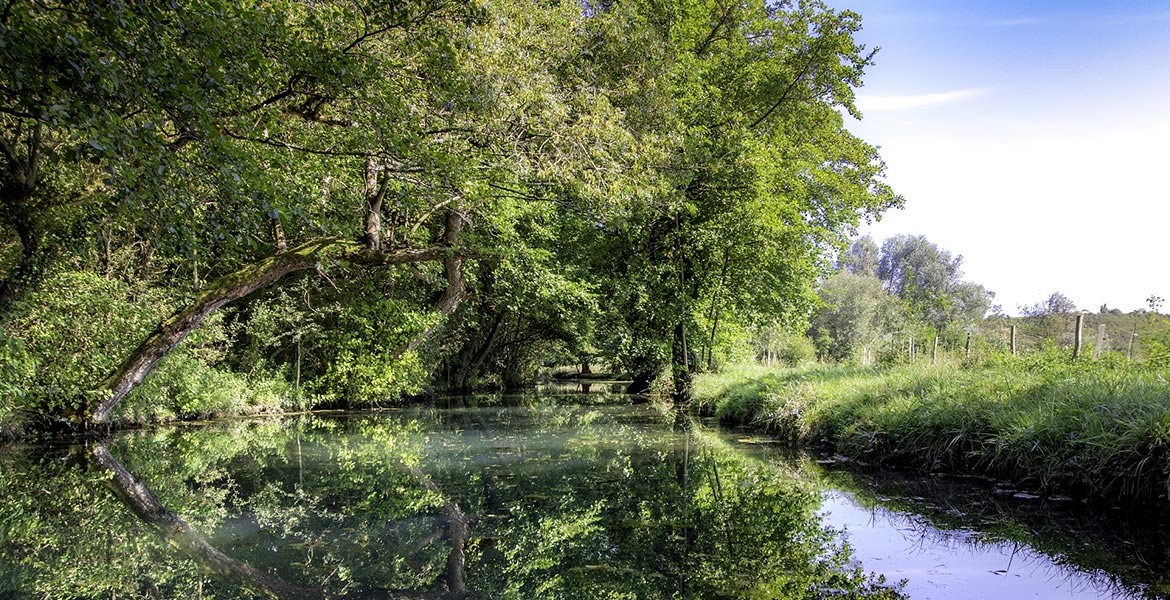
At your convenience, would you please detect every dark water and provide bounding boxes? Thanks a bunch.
[0,389,1166,599]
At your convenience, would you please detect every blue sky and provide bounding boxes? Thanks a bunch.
[829,0,1170,314]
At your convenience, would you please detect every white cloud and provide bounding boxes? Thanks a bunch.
[856,89,987,112]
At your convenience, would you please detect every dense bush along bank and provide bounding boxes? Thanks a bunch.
[692,355,1170,508]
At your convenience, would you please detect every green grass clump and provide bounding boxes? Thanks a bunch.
[693,356,1170,507]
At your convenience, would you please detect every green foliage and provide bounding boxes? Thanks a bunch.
[754,325,817,367]
[811,271,896,363]
[312,294,436,404]
[0,334,35,437]
[1,270,173,417]
[1,0,904,423]
[1144,340,1170,369]
[811,234,996,368]
[876,235,991,329]
[0,269,302,423]
[124,356,300,423]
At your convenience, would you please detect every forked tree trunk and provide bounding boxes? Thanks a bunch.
[89,238,457,423]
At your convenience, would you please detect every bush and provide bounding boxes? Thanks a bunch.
[0,335,36,437]
[0,270,174,419]
[311,296,436,405]
[1,269,301,425]
[775,333,817,367]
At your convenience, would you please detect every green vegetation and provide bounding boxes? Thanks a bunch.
[809,235,1170,368]
[0,0,897,430]
[694,354,1170,508]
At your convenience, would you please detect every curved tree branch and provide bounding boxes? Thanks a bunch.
[90,238,460,423]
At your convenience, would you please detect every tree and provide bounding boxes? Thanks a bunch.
[571,0,900,398]
[839,235,879,276]
[1018,291,1078,348]
[0,0,654,423]
[810,271,897,363]
[876,234,991,331]
[2,0,902,424]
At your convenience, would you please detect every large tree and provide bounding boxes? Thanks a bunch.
[572,0,900,398]
[0,0,644,423]
[876,234,992,331]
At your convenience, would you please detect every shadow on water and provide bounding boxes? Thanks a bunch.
[4,394,1170,599]
[818,463,1170,599]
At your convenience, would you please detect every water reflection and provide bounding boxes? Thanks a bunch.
[822,493,1131,600]
[0,403,900,599]
[6,399,1166,599]
[808,465,1170,600]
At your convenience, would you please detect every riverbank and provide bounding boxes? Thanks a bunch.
[692,356,1170,509]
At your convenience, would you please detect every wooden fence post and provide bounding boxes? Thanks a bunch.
[1073,313,1084,359]
[1093,324,1106,359]
[932,335,939,365]
[965,333,971,359]
[1010,325,1017,356]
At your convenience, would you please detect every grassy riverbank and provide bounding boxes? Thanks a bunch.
[693,355,1170,507]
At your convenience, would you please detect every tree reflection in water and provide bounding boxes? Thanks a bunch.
[0,403,905,599]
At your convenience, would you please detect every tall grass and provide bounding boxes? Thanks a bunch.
[692,356,1170,507]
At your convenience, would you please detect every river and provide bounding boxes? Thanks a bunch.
[0,386,1166,599]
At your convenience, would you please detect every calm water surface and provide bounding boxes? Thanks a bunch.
[0,389,1166,599]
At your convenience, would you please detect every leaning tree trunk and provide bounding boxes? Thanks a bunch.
[92,446,327,599]
[89,238,457,424]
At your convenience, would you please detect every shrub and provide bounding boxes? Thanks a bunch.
[1,269,301,425]
[0,270,174,419]
[775,333,817,367]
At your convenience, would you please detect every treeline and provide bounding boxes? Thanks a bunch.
[799,235,1170,367]
[0,0,898,430]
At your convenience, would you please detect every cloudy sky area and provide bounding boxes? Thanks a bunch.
[829,0,1170,314]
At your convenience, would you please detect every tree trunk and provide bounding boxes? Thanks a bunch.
[0,181,47,309]
[0,124,46,309]
[400,462,471,595]
[363,159,389,252]
[627,354,662,396]
[453,310,506,391]
[90,238,457,423]
[92,446,326,600]
[393,209,467,358]
[705,251,731,371]
[671,321,692,404]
